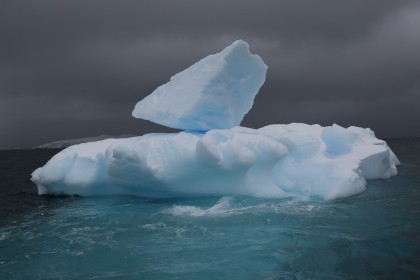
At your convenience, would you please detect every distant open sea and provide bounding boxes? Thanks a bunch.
[1,139,419,279]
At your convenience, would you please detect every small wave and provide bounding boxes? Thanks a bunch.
[0,231,11,241]
[162,196,323,218]
[142,222,167,230]
[161,196,244,217]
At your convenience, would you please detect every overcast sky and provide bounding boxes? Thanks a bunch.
[1,0,419,149]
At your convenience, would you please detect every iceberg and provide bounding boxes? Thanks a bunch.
[35,134,135,149]
[31,124,399,200]
[132,40,267,131]
[31,40,399,200]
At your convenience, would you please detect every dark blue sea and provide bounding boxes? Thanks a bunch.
[1,139,419,279]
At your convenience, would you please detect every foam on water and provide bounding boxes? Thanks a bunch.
[162,196,322,218]
[162,197,238,217]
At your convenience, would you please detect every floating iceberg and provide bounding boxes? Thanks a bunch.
[35,134,135,149]
[132,40,267,131]
[31,40,399,200]
[31,124,399,200]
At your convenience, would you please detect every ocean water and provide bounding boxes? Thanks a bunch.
[0,139,419,279]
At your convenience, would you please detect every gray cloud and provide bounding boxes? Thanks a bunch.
[1,0,419,149]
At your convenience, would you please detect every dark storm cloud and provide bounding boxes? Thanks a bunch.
[1,0,419,149]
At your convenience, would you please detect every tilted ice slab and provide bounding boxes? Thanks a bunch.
[132,40,267,131]
[31,124,399,200]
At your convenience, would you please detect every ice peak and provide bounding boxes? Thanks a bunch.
[132,40,267,131]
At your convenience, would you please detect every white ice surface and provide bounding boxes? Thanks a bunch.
[31,124,399,200]
[132,40,267,131]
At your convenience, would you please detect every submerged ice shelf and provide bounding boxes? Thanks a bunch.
[31,40,399,200]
